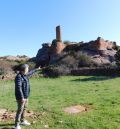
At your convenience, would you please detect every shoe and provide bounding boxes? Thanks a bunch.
[14,125,21,129]
[20,120,31,126]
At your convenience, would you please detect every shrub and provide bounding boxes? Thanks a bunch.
[44,64,71,77]
[63,43,82,52]
[12,61,36,72]
[63,40,71,45]
[0,60,18,74]
[0,68,4,75]
[58,54,78,69]
[115,49,120,66]
[74,52,93,67]
[44,51,93,77]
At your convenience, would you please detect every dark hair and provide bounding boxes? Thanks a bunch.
[19,64,29,71]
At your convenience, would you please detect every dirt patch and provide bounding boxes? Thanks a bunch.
[0,109,40,122]
[64,105,89,114]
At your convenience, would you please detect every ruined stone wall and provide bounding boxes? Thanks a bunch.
[88,37,116,51]
[96,37,116,50]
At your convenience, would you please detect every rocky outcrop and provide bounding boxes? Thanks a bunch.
[32,26,118,66]
[80,37,117,65]
[0,55,29,61]
[32,43,51,66]
[33,37,117,66]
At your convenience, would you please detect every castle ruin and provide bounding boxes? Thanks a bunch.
[33,26,117,66]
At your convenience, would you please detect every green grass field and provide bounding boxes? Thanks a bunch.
[0,76,120,129]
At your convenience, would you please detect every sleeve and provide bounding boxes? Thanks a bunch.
[26,68,38,78]
[15,75,24,99]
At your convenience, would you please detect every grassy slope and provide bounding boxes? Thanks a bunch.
[0,76,120,129]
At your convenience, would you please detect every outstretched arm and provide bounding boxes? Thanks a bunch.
[27,67,41,78]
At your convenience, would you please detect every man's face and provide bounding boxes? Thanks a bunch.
[24,67,29,74]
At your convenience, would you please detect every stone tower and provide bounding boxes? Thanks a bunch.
[49,26,65,64]
[56,26,62,42]
[50,26,65,54]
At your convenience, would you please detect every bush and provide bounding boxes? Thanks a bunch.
[63,43,82,52]
[115,49,120,66]
[44,64,71,77]
[0,68,4,75]
[63,40,71,45]
[0,60,18,74]
[74,52,93,67]
[114,45,120,51]
[44,51,93,77]
[12,61,36,72]
[58,54,78,69]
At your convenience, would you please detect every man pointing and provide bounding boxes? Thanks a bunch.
[14,64,41,129]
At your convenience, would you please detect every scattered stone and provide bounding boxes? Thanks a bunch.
[0,109,40,122]
[44,124,49,128]
[32,121,36,124]
[59,120,63,123]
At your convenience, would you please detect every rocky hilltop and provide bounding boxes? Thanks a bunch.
[0,55,30,80]
[32,26,118,67]
[0,55,29,61]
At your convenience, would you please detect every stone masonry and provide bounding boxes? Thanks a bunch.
[87,37,116,51]
[56,26,62,42]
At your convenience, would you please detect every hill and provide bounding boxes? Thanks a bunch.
[32,26,119,67]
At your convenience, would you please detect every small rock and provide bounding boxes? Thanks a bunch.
[44,124,49,128]
[32,121,36,124]
[59,120,63,123]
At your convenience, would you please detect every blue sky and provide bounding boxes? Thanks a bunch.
[0,0,120,57]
